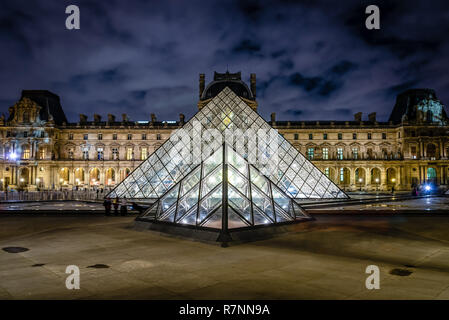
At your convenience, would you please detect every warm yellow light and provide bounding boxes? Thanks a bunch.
[391,178,396,182]
[36,178,40,183]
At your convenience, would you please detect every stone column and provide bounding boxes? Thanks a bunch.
[380,168,387,189]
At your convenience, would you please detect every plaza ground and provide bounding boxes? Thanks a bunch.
[0,196,448,299]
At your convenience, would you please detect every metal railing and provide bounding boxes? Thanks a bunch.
[0,190,110,202]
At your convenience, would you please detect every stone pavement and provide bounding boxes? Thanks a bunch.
[0,213,448,299]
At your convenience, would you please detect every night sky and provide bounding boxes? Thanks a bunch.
[1,0,448,123]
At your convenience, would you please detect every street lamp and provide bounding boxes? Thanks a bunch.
[375,178,379,193]
[358,178,363,191]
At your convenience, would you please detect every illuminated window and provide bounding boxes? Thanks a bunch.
[68,149,74,160]
[324,168,330,178]
[307,148,314,160]
[126,147,133,160]
[411,146,417,159]
[141,147,148,160]
[69,133,73,140]
[39,148,45,159]
[98,133,103,140]
[322,148,329,160]
[308,134,313,140]
[340,168,344,182]
[337,148,343,160]
[22,148,30,159]
[352,148,358,160]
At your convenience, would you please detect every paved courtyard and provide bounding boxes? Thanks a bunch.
[0,210,448,299]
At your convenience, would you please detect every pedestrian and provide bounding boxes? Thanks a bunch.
[103,198,112,216]
[391,186,395,194]
[113,197,119,215]
[120,197,127,216]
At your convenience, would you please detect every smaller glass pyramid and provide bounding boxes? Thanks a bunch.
[139,144,311,230]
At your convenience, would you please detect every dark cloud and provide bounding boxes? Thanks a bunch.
[0,0,448,122]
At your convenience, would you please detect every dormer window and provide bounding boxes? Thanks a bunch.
[23,112,30,123]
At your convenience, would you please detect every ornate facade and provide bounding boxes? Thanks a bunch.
[1,74,448,192]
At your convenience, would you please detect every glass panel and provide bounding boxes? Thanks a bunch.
[253,207,271,225]
[180,166,201,197]
[176,184,199,220]
[251,186,275,222]
[250,166,269,195]
[228,166,249,197]
[228,186,251,224]
[202,167,223,197]
[160,205,176,222]
[201,208,222,229]
[177,205,197,225]
[227,147,247,176]
[203,147,223,177]
[160,185,179,213]
[274,204,294,222]
[228,207,249,229]
[198,186,222,224]
[271,186,291,212]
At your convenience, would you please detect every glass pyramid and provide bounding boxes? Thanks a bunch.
[107,86,347,200]
[139,144,310,229]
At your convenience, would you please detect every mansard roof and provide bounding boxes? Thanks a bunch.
[200,71,255,101]
[20,90,68,125]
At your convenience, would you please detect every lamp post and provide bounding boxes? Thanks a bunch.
[358,178,363,191]
[375,178,379,194]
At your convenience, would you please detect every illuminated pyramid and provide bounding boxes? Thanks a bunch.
[107,87,347,201]
[139,144,310,230]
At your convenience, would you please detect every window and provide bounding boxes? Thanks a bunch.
[98,133,103,140]
[337,148,343,160]
[39,149,45,160]
[411,146,417,159]
[307,148,314,160]
[411,131,416,137]
[68,149,74,160]
[367,133,372,140]
[323,133,328,140]
[127,134,132,140]
[382,133,387,140]
[69,133,73,140]
[353,133,357,140]
[113,133,117,140]
[322,148,329,160]
[6,131,11,137]
[41,131,45,138]
[308,134,313,140]
[141,147,148,160]
[142,133,147,140]
[126,147,133,160]
[324,168,330,178]
[338,133,342,140]
[352,148,358,160]
[112,148,119,160]
[23,132,28,138]
[23,112,30,123]
[294,133,298,140]
[82,147,89,160]
[97,147,104,160]
[22,148,30,159]
[340,168,344,182]
[156,133,161,140]
[83,134,88,140]
[398,132,401,138]
[367,148,373,159]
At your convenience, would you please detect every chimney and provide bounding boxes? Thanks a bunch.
[79,114,87,123]
[368,112,376,122]
[107,114,115,123]
[93,114,102,123]
[199,73,205,98]
[271,112,276,125]
[122,114,128,122]
[250,73,256,97]
[150,113,157,123]
[354,112,362,122]
[179,113,185,125]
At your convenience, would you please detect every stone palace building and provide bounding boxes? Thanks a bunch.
[0,72,448,192]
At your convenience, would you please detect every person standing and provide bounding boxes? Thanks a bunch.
[120,197,127,216]
[103,198,112,216]
[113,196,119,215]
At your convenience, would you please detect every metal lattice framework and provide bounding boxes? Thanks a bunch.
[107,87,348,200]
[140,144,310,230]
